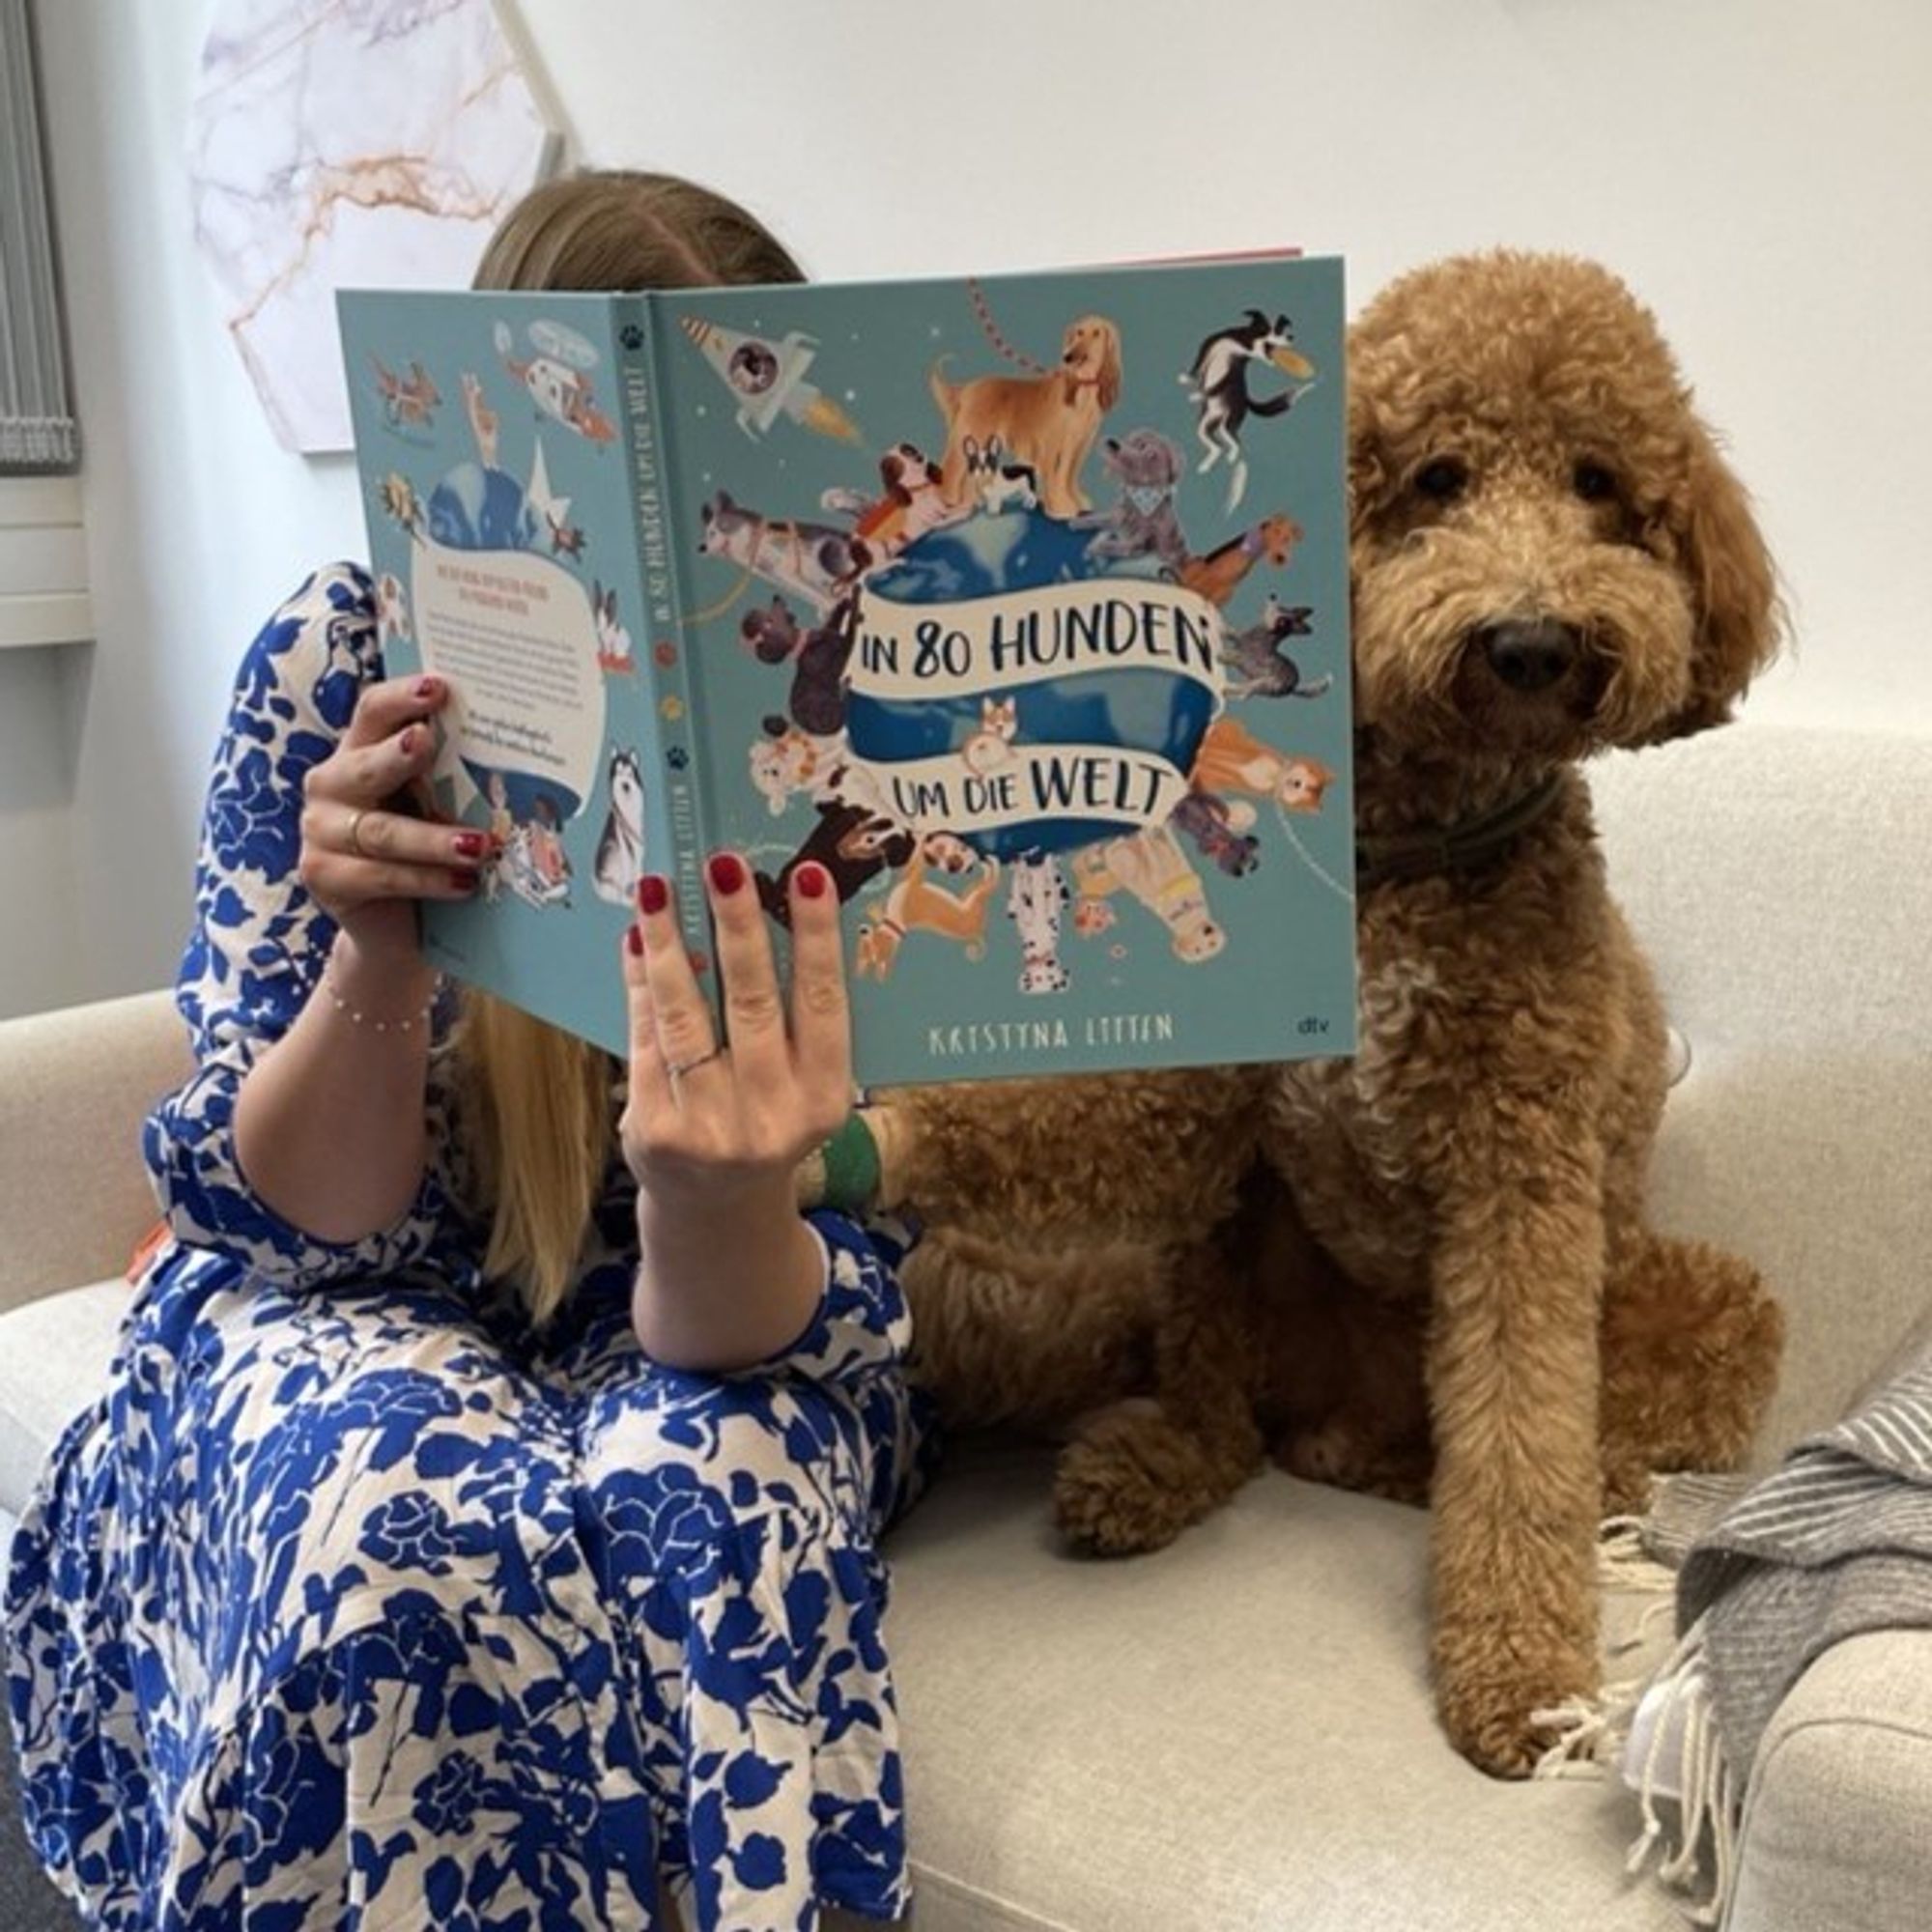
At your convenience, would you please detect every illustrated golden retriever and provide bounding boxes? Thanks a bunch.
[928,315,1122,518]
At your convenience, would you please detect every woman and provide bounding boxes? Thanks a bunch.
[4,173,931,1931]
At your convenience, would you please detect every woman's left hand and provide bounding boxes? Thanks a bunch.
[619,852,850,1369]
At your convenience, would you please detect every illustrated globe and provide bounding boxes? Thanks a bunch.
[847,509,1216,860]
[426,462,540,554]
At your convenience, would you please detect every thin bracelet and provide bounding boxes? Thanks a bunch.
[321,956,442,1036]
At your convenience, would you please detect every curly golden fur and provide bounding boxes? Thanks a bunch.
[881,251,1787,1777]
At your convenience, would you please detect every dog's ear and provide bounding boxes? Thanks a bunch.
[1095,323,1122,413]
[1651,415,1782,741]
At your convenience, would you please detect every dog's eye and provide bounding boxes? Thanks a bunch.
[1573,460,1619,503]
[1412,458,1467,503]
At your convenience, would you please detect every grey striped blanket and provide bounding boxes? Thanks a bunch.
[1601,1334,1932,1920]
[1677,1344,1932,1776]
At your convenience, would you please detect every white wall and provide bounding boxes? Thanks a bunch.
[10,0,1930,1018]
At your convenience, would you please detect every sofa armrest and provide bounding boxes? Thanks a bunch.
[0,989,188,1316]
[1726,1631,1932,1932]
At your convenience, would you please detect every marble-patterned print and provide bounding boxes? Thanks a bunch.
[188,0,560,451]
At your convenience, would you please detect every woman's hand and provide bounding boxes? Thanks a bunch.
[237,675,482,1240]
[297,673,489,972]
[620,852,851,1370]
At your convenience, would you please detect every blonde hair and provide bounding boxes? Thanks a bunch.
[454,170,803,1322]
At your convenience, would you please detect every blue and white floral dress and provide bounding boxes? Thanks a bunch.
[4,566,933,1932]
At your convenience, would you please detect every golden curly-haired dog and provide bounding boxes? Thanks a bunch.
[929,314,1122,518]
[878,250,1787,1777]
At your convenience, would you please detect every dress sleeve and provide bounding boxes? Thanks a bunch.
[786,1209,933,1529]
[782,1209,919,1389]
[142,564,458,1291]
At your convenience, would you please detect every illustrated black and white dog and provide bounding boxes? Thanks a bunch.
[1179,310,1315,510]
[1008,853,1072,993]
[591,746,647,905]
[962,435,1041,515]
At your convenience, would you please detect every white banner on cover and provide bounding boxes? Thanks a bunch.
[850,741,1192,838]
[849,577,1226,705]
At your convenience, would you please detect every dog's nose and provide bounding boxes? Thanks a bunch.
[1478,618,1579,694]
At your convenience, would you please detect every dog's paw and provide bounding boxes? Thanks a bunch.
[1434,1629,1598,1779]
[1053,1399,1245,1558]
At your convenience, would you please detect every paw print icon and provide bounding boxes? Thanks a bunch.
[667,745,689,771]
[619,323,645,352]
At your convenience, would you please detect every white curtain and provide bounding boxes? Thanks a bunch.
[0,0,76,471]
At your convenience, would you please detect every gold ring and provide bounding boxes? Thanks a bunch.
[347,809,369,859]
[667,1047,723,1081]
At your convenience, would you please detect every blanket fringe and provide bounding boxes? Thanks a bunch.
[1621,1616,1741,1926]
[1529,1514,1679,1780]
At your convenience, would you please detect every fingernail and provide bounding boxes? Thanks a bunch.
[626,923,643,956]
[796,863,829,900]
[450,867,479,893]
[708,852,746,896]
[414,676,440,699]
[638,874,668,916]
[400,725,419,755]
[453,831,486,859]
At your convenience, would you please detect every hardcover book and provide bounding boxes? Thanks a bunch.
[337,255,1356,1085]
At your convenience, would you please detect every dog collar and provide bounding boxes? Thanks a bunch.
[1353,773,1567,889]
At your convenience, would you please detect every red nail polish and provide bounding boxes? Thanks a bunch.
[450,867,479,893]
[414,676,440,699]
[626,923,644,956]
[796,863,829,900]
[638,874,668,916]
[708,852,746,896]
[453,831,485,859]
[400,725,419,755]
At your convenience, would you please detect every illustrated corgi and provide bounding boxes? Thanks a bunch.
[961,695,1018,777]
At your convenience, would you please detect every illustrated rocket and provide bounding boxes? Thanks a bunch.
[679,315,861,444]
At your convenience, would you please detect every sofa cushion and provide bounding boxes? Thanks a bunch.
[1725,1631,1932,1932]
[888,1439,1679,1932]
[1588,726,1932,1457]
[0,1281,128,1519]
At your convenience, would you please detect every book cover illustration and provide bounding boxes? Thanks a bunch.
[339,257,1356,1085]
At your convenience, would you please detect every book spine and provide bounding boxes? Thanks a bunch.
[615,295,711,974]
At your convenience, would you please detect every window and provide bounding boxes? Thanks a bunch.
[0,0,88,647]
